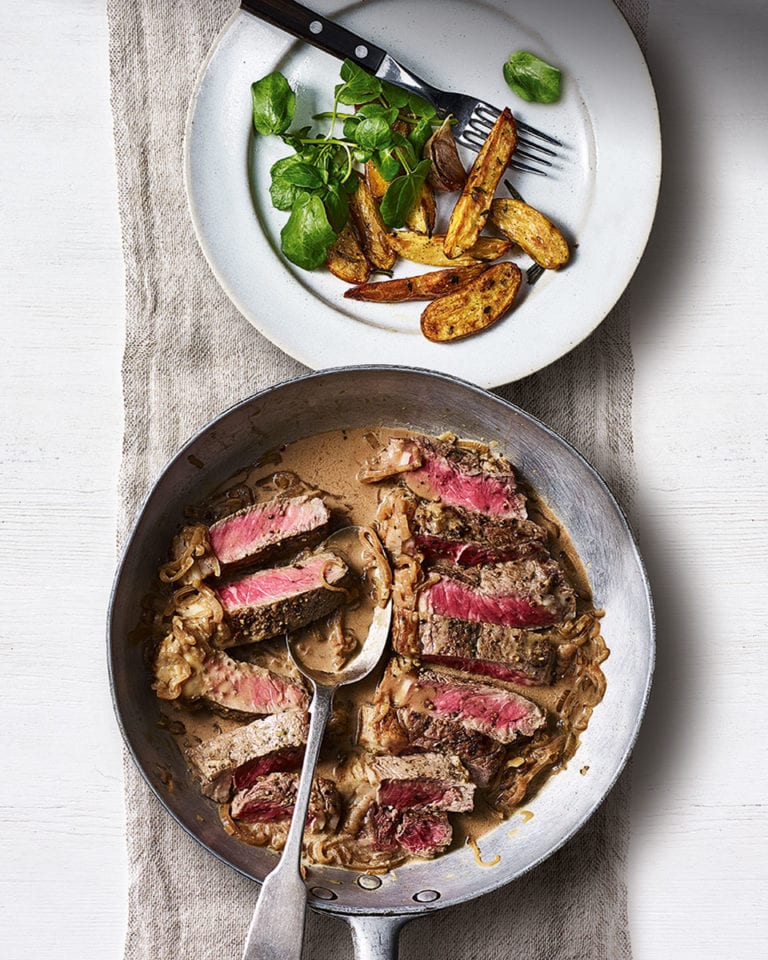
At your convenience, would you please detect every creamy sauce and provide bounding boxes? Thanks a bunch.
[156,425,607,866]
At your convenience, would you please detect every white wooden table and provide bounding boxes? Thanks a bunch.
[1,1,766,957]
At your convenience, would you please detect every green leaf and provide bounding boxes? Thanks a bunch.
[336,59,382,105]
[408,116,433,157]
[280,193,338,270]
[251,72,296,135]
[323,184,349,233]
[503,51,561,103]
[374,147,401,182]
[392,131,417,170]
[269,154,311,210]
[379,159,431,228]
[355,115,393,151]
[402,90,436,119]
[279,161,324,189]
[378,80,409,109]
[357,103,399,126]
[343,115,361,139]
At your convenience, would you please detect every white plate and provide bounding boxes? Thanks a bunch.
[185,0,660,388]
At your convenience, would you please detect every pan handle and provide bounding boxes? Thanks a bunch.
[346,915,409,960]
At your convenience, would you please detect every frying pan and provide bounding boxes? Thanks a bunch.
[108,366,654,959]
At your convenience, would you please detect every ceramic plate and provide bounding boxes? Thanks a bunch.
[185,0,660,388]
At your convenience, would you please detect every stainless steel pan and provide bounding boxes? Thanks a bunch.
[108,366,654,959]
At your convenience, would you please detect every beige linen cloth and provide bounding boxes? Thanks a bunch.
[110,1,646,956]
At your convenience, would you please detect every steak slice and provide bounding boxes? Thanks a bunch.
[419,558,576,629]
[412,501,546,549]
[413,615,557,686]
[360,752,475,813]
[396,810,452,858]
[231,772,340,832]
[216,552,350,645]
[208,495,331,568]
[186,712,307,802]
[197,652,309,715]
[360,436,527,519]
[410,534,546,568]
[359,704,505,787]
[377,659,545,745]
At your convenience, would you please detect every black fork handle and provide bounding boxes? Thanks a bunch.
[240,0,387,74]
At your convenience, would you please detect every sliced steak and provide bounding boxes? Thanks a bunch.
[410,534,546,568]
[361,436,527,519]
[216,552,350,645]
[360,752,475,813]
[199,652,309,715]
[363,801,452,858]
[208,495,330,568]
[412,501,546,549]
[231,772,340,832]
[413,615,557,686]
[419,558,576,629]
[396,810,452,858]
[186,712,307,802]
[378,659,545,745]
[359,704,505,787]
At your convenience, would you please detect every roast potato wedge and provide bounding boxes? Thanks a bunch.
[420,261,522,342]
[405,181,437,235]
[388,230,511,267]
[326,222,371,284]
[489,198,570,269]
[365,160,389,200]
[349,175,397,272]
[344,264,488,302]
[443,107,518,260]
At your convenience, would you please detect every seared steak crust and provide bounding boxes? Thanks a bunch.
[412,501,545,548]
[231,772,340,831]
[419,558,576,628]
[186,712,308,802]
[217,552,351,646]
[359,703,505,787]
[415,615,557,686]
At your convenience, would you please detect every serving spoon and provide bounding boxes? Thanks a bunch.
[241,526,393,960]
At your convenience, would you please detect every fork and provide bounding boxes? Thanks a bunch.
[240,0,563,175]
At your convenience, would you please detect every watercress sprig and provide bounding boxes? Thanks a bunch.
[250,60,438,270]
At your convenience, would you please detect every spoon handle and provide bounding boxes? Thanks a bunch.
[241,683,335,960]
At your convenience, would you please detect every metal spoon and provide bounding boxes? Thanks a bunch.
[241,526,393,960]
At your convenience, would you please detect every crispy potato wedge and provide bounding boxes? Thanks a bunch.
[326,222,371,284]
[388,230,511,267]
[420,262,522,342]
[344,264,488,303]
[365,160,389,200]
[489,198,570,269]
[405,181,437,235]
[443,107,517,260]
[349,175,397,272]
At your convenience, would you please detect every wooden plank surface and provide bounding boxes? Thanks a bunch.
[1,0,766,957]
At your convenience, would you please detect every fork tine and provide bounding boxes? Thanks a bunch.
[460,128,552,168]
[508,158,548,176]
[515,118,563,147]
[465,104,562,159]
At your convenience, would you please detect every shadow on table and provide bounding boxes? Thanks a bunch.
[624,0,768,817]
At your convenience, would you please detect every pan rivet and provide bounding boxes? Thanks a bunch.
[357,875,382,890]
[413,890,440,903]
[311,887,337,901]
